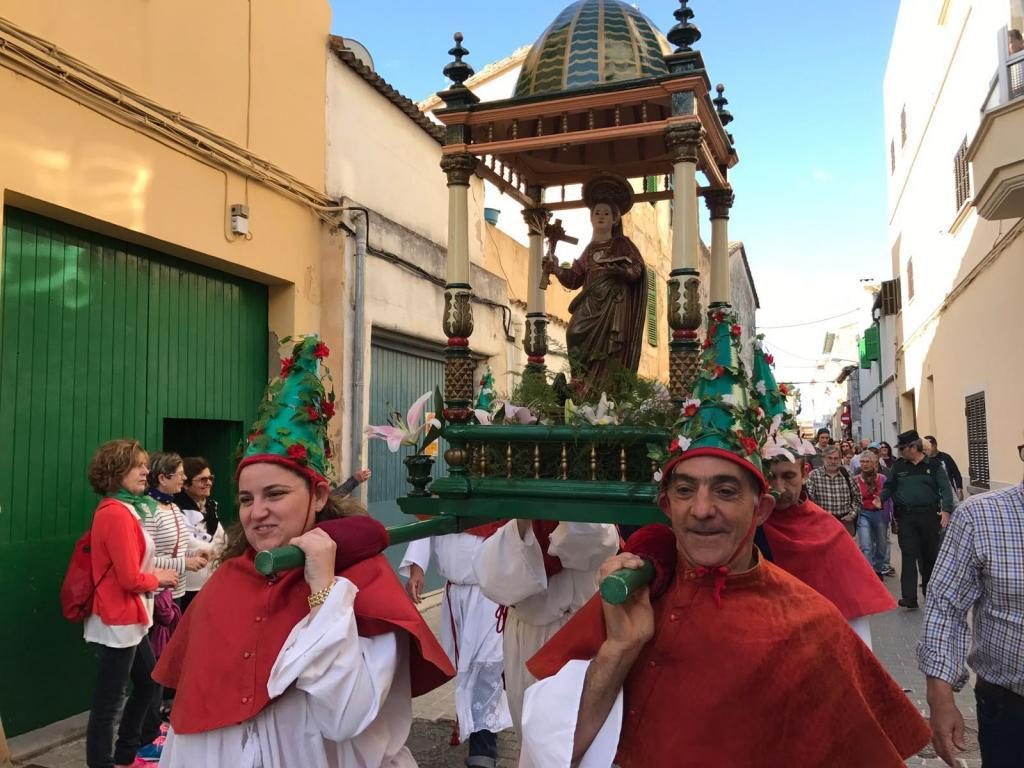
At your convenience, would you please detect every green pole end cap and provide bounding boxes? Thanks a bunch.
[599,560,655,605]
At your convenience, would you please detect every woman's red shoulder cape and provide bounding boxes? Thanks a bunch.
[153,552,453,734]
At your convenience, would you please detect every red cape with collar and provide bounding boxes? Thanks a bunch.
[153,552,454,734]
[527,559,929,767]
[761,497,896,619]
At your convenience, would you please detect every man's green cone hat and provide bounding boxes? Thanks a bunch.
[655,309,768,492]
[238,335,336,486]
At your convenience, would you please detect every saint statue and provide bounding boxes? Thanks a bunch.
[541,174,647,390]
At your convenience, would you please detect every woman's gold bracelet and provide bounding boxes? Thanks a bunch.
[307,582,334,609]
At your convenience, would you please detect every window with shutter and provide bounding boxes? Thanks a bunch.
[953,137,970,211]
[646,270,658,347]
[864,325,881,362]
[965,392,989,488]
[880,278,902,316]
[907,258,915,301]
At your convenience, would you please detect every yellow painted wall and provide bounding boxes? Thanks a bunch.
[903,220,1024,487]
[0,0,333,340]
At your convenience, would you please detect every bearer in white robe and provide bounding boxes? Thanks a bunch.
[400,534,512,767]
[473,520,619,731]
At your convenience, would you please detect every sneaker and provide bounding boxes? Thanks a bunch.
[115,760,148,768]
[136,741,163,762]
[898,598,919,610]
[883,566,896,576]
[159,722,170,736]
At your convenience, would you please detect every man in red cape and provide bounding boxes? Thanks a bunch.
[517,319,929,767]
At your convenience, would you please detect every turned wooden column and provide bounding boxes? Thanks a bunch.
[664,121,704,404]
[440,152,477,423]
[706,189,735,311]
[522,198,551,376]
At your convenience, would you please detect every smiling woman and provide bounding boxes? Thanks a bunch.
[149,336,453,767]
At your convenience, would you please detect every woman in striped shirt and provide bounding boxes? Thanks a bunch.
[144,452,210,604]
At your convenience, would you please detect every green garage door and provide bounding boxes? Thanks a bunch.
[0,208,268,735]
[367,335,449,591]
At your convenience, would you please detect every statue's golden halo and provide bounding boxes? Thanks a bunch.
[582,172,635,217]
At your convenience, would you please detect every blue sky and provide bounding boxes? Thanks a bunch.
[330,0,900,396]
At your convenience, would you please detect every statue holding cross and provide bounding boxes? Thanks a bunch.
[541,173,648,392]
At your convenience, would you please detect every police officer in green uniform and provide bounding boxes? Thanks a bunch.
[882,430,957,609]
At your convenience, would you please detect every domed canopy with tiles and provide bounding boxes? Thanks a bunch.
[513,0,672,99]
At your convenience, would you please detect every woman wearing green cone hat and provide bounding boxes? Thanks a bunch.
[152,336,453,767]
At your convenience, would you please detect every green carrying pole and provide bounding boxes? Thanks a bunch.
[253,516,461,576]
[599,561,655,605]
[254,516,656,605]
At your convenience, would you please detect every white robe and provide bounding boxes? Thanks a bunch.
[159,577,417,768]
[399,534,512,741]
[473,521,619,731]
[521,659,624,768]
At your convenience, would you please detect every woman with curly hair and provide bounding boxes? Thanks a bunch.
[83,439,178,768]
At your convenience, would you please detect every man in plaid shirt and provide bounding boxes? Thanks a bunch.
[806,445,860,535]
[917,443,1024,768]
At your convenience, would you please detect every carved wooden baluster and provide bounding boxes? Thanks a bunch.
[614,105,621,126]
[591,444,597,481]
[480,444,487,477]
[512,119,519,139]
[641,102,648,123]
[536,116,544,137]
[560,443,568,480]
[533,444,541,479]
[562,112,569,133]
[487,123,494,143]
[588,109,595,130]
[506,442,513,479]
[620,447,628,482]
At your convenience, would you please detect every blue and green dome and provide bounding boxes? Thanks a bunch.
[514,0,672,99]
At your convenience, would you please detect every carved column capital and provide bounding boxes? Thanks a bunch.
[440,153,477,186]
[705,189,735,220]
[522,207,551,236]
[664,122,704,164]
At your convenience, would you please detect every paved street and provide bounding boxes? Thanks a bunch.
[14,542,984,767]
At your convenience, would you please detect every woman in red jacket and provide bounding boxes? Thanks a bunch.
[84,439,178,768]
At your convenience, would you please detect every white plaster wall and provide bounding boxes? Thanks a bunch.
[884,1,1006,400]
[326,57,485,265]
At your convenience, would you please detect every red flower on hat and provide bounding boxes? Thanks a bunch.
[287,444,308,464]
[702,338,713,350]
[765,353,775,365]
[713,311,726,322]
[682,403,699,418]
[313,342,330,360]
[731,324,742,337]
[712,365,725,379]
[739,436,759,456]
[669,437,680,454]
[321,400,335,419]
[280,357,295,378]
[324,442,333,459]
[307,405,320,422]
[247,429,263,443]
[778,383,790,395]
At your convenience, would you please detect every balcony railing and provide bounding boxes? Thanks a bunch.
[1009,52,1024,101]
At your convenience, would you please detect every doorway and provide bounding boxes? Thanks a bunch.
[163,418,244,524]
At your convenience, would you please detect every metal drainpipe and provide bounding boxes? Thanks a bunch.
[346,208,370,484]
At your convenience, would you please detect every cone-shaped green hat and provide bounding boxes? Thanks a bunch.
[238,335,336,485]
[658,309,767,490]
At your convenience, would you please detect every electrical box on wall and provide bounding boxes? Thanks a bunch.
[230,204,250,236]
